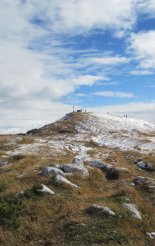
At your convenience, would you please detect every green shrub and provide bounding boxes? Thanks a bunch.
[0,197,23,229]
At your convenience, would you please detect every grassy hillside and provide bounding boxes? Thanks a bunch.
[0,113,155,245]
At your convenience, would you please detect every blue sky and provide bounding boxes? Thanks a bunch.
[0,0,155,133]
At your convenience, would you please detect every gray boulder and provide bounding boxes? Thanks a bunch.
[134,160,154,171]
[41,166,65,177]
[133,176,151,185]
[87,160,112,171]
[60,163,89,177]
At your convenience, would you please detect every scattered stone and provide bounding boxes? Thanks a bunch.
[60,163,89,177]
[133,176,151,185]
[54,174,79,189]
[41,166,65,177]
[16,184,54,199]
[123,203,142,220]
[146,232,155,239]
[87,159,112,171]
[134,160,154,171]
[88,204,115,216]
[37,184,55,195]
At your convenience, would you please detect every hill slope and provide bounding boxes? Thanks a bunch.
[0,112,155,246]
[27,112,155,153]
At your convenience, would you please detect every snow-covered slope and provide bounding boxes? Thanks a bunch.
[76,113,155,134]
[25,112,155,153]
[72,112,155,153]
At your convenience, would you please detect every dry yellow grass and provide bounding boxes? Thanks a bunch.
[0,131,155,246]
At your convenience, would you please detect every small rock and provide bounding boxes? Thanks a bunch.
[133,176,150,185]
[134,160,154,171]
[16,185,55,199]
[123,203,142,220]
[54,175,79,189]
[87,159,112,171]
[146,232,155,239]
[60,163,89,177]
[88,204,115,216]
[41,166,65,177]
[37,184,55,195]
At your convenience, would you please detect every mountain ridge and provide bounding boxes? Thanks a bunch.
[27,111,155,135]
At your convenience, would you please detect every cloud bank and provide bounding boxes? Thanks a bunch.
[0,0,155,133]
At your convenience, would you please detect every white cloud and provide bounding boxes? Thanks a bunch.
[93,91,134,98]
[71,75,104,86]
[90,102,155,123]
[0,99,72,133]
[51,0,136,33]
[0,0,155,133]
[130,70,154,75]
[90,56,129,65]
[129,30,155,69]
[138,0,155,16]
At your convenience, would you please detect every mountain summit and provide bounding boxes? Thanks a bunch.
[27,112,155,153]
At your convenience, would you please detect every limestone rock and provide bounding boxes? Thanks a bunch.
[146,232,155,239]
[38,184,55,195]
[41,166,65,177]
[87,159,112,171]
[88,204,115,216]
[54,174,79,189]
[134,160,154,171]
[123,203,142,220]
[60,163,89,177]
